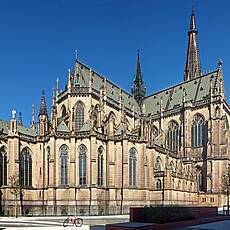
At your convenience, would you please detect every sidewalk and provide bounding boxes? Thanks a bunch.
[176,219,230,229]
[0,215,129,230]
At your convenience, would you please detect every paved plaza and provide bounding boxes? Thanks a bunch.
[177,219,230,229]
[0,215,129,230]
[1,215,230,230]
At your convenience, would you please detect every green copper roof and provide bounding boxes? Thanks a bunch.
[79,119,93,132]
[74,61,141,114]
[0,119,9,135]
[18,125,37,137]
[72,62,90,87]
[143,71,218,116]
[57,121,70,133]
[0,119,37,137]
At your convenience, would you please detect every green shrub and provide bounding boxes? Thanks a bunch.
[144,205,195,223]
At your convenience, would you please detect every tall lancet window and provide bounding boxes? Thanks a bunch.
[192,115,205,147]
[155,157,162,172]
[75,101,84,131]
[79,145,87,185]
[0,147,7,186]
[20,148,32,187]
[47,147,50,186]
[60,145,68,186]
[129,148,137,186]
[98,146,104,186]
[167,121,179,152]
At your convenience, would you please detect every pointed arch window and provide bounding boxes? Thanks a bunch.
[61,105,67,118]
[155,157,162,172]
[75,102,84,131]
[169,161,175,173]
[60,145,68,186]
[0,148,7,186]
[129,148,137,187]
[47,147,50,186]
[98,146,104,186]
[192,115,205,147]
[156,179,162,190]
[79,145,87,185]
[167,121,179,152]
[150,126,158,145]
[198,170,204,192]
[20,148,32,187]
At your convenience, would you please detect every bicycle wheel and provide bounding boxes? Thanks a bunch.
[74,218,83,227]
[63,218,69,227]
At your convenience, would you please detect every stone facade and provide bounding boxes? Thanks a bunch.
[0,10,230,216]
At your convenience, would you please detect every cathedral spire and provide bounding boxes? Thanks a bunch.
[39,90,48,116]
[136,49,141,81]
[184,7,201,81]
[131,49,146,106]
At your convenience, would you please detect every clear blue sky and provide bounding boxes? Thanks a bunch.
[0,0,230,126]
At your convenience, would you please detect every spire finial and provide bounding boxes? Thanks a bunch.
[218,58,223,68]
[189,6,197,32]
[136,49,141,80]
[56,78,59,96]
[12,109,16,119]
[75,49,78,60]
[192,5,195,15]
[31,104,35,129]
[67,68,71,88]
[39,90,48,116]
[18,112,23,126]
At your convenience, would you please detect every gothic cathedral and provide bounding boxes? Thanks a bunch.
[0,10,229,216]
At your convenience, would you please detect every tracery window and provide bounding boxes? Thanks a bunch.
[167,121,179,152]
[98,146,103,186]
[47,147,50,186]
[0,148,7,186]
[60,145,68,186]
[155,157,161,172]
[156,179,162,190]
[75,101,84,131]
[61,105,67,117]
[79,145,87,185]
[198,170,204,192]
[192,115,205,147]
[169,161,175,173]
[129,148,137,186]
[20,148,32,187]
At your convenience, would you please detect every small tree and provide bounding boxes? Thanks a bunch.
[9,174,24,217]
[222,168,230,214]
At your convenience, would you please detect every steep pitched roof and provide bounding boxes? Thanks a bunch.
[79,119,93,132]
[57,121,70,133]
[18,126,37,137]
[143,71,218,116]
[0,119,37,137]
[72,61,141,114]
[0,119,9,135]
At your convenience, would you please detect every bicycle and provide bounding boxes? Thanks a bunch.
[63,216,83,227]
